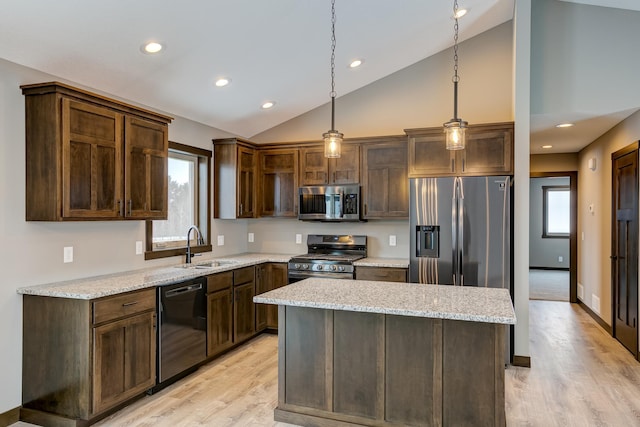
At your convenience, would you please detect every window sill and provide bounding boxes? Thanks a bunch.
[144,245,213,261]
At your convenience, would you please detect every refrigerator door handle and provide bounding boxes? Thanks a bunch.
[458,177,465,286]
[452,181,458,286]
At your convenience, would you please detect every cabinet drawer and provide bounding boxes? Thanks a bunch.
[207,271,233,293]
[234,266,255,285]
[93,288,155,325]
[356,267,407,283]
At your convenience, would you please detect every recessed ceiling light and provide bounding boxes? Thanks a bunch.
[556,123,574,128]
[349,59,363,68]
[261,101,275,109]
[541,145,553,149]
[215,78,231,87]
[142,42,163,54]
[454,8,468,19]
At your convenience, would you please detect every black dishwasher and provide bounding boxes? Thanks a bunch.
[156,276,207,387]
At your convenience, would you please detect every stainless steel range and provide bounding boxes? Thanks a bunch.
[288,234,367,282]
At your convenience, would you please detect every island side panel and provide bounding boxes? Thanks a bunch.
[385,315,442,426]
[282,306,333,411]
[333,310,385,420]
[442,319,506,427]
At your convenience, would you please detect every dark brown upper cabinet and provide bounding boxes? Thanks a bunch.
[213,138,257,219]
[22,82,172,221]
[259,148,299,217]
[299,143,360,185]
[406,122,514,177]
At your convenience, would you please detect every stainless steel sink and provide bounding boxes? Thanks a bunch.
[174,260,239,269]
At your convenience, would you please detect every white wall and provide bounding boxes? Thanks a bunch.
[529,177,570,269]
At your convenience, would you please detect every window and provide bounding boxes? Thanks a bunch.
[542,186,570,238]
[145,142,211,260]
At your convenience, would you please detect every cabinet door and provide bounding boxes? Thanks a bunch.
[207,288,233,357]
[62,98,123,219]
[300,146,329,185]
[255,264,269,332]
[408,130,456,177]
[124,116,168,219]
[362,141,409,218]
[259,149,298,217]
[331,144,360,184]
[460,125,513,175]
[92,311,155,415]
[234,282,256,343]
[355,266,407,283]
[266,263,288,329]
[237,146,256,218]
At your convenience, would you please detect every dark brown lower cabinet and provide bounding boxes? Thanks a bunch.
[206,289,233,357]
[256,263,288,331]
[233,267,256,343]
[355,266,408,282]
[276,306,506,427]
[22,288,156,425]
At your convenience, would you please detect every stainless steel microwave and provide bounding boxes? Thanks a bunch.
[298,185,361,221]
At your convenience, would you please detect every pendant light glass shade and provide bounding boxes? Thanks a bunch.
[444,119,467,150]
[323,129,343,158]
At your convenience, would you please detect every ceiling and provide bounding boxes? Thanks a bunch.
[0,0,638,154]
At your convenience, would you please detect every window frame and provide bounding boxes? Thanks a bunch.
[542,185,570,239]
[145,141,212,260]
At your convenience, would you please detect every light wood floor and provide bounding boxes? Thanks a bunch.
[13,301,640,426]
[529,269,569,301]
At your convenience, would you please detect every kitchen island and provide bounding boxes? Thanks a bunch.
[254,278,516,427]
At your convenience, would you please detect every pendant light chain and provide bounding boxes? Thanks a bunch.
[453,0,460,84]
[330,0,337,99]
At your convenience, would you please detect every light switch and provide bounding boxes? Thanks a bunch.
[135,241,143,255]
[296,234,302,244]
[389,235,397,247]
[248,233,255,243]
[63,246,73,263]
[217,235,225,246]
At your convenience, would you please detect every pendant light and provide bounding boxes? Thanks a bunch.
[443,0,468,150]
[323,0,342,158]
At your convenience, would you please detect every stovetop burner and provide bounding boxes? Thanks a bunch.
[288,234,367,280]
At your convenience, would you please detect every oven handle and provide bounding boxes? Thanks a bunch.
[165,283,203,298]
[288,272,354,280]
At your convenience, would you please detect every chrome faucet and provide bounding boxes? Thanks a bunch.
[185,225,204,263]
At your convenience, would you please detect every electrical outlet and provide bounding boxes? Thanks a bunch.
[295,234,302,244]
[389,235,397,246]
[135,241,143,255]
[217,235,225,246]
[63,246,73,263]
[558,256,563,263]
[581,231,585,241]
[248,233,255,243]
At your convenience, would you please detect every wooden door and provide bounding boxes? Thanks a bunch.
[612,144,638,357]
[124,116,168,219]
[207,288,233,356]
[234,282,256,343]
[237,146,256,218]
[92,311,156,414]
[330,144,360,184]
[259,149,298,217]
[62,98,123,218]
[362,141,408,218]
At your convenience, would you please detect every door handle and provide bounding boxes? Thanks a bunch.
[610,256,619,260]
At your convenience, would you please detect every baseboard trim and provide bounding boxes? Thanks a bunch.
[0,407,20,427]
[512,355,531,368]
[577,300,612,334]
[529,266,570,271]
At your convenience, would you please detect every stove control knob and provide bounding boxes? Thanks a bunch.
[304,264,310,270]
[316,265,323,271]
[331,265,337,271]
[338,265,345,272]
[294,264,300,270]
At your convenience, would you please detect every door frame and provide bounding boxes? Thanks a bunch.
[530,171,578,303]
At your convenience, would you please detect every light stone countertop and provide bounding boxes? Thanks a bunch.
[17,253,291,300]
[354,257,409,268]
[254,278,516,324]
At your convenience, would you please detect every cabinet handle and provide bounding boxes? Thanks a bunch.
[333,172,336,183]
[122,301,138,307]
[462,158,466,172]
[118,200,124,217]
[128,199,132,216]
[364,204,368,216]
[451,159,455,173]
[239,203,243,216]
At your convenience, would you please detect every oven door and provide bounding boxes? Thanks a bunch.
[288,270,355,284]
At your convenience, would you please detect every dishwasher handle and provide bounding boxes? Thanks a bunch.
[165,283,203,298]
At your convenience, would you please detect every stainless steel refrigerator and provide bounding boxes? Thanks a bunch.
[410,176,513,362]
